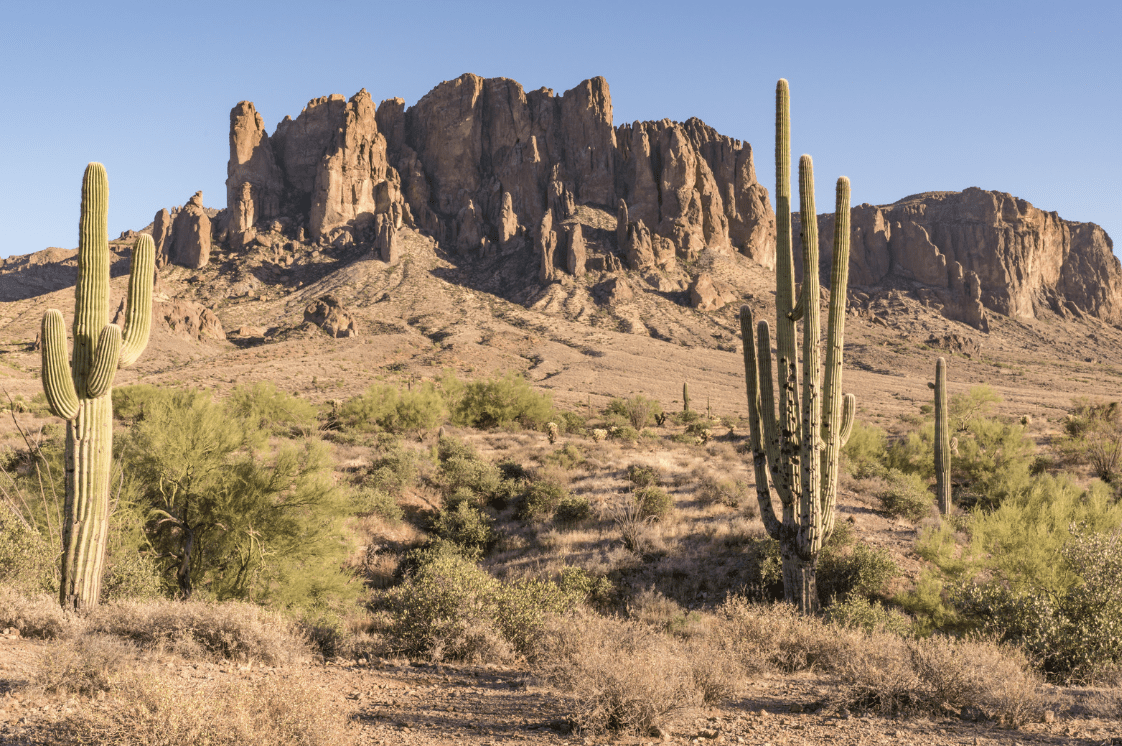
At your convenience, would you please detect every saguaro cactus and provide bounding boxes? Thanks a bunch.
[41,163,154,611]
[683,382,691,413]
[739,79,855,614]
[931,357,951,515]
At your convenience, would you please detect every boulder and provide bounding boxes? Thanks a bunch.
[598,276,633,304]
[689,272,737,311]
[151,208,173,267]
[304,295,358,337]
[565,224,586,277]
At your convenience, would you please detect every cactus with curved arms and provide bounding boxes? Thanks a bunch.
[41,163,154,611]
[739,80,855,614]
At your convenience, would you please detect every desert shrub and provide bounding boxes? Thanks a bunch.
[841,420,887,478]
[42,664,353,746]
[607,395,663,430]
[954,523,1122,682]
[437,434,476,462]
[0,505,56,592]
[228,381,319,437]
[834,633,1042,725]
[673,409,702,425]
[555,409,587,436]
[545,443,584,470]
[336,381,445,433]
[354,486,403,523]
[633,486,672,521]
[824,596,912,635]
[85,598,310,665]
[112,384,166,422]
[610,425,640,441]
[626,463,661,488]
[716,597,852,674]
[0,585,73,639]
[1055,398,1122,482]
[819,538,900,604]
[533,610,700,734]
[876,468,933,522]
[432,502,495,558]
[497,458,530,481]
[36,634,138,696]
[100,552,164,602]
[695,473,746,508]
[445,371,554,430]
[521,479,569,520]
[375,545,580,661]
[557,566,614,608]
[554,495,591,525]
[440,454,503,501]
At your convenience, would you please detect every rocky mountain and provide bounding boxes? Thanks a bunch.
[142,72,1119,333]
[794,188,1122,331]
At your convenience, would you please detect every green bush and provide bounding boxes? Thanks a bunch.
[1055,398,1122,482]
[626,464,661,488]
[440,455,503,502]
[607,395,663,430]
[633,486,672,521]
[841,420,887,478]
[819,538,899,604]
[445,372,554,430]
[437,434,477,462]
[545,444,584,470]
[557,566,615,608]
[0,506,56,593]
[112,384,166,423]
[365,448,420,496]
[554,495,592,525]
[101,552,164,602]
[521,480,570,520]
[375,546,581,661]
[610,425,640,442]
[876,469,934,522]
[696,474,746,508]
[337,382,446,433]
[555,409,587,436]
[823,596,912,635]
[354,486,404,523]
[432,503,495,559]
[229,382,319,437]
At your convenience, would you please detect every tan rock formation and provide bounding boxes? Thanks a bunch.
[226,102,282,246]
[304,295,358,338]
[623,219,656,270]
[798,188,1122,328]
[689,272,737,311]
[170,192,211,269]
[373,213,401,263]
[498,191,519,248]
[151,208,173,266]
[566,224,586,277]
[537,210,558,284]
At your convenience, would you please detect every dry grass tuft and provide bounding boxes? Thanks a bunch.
[85,598,311,665]
[37,665,354,746]
[0,585,75,639]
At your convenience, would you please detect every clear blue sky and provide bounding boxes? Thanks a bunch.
[1,1,1118,259]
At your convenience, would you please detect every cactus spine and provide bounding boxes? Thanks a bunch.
[933,357,951,515]
[739,79,855,614]
[683,382,690,413]
[41,163,154,611]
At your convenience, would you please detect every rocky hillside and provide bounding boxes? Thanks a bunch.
[123,73,1120,334]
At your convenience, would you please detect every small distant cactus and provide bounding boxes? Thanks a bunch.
[41,163,154,611]
[682,382,690,413]
[591,428,608,442]
[546,421,559,444]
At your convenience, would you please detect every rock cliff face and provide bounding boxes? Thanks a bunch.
[794,188,1122,329]
[225,74,775,274]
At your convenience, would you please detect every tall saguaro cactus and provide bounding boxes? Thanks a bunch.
[739,80,855,614]
[41,163,154,611]
[931,357,951,515]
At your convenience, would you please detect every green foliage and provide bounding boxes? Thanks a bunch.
[120,388,357,611]
[0,506,56,593]
[1055,398,1122,482]
[555,409,587,436]
[545,444,584,470]
[633,486,672,521]
[432,502,495,559]
[954,524,1122,682]
[521,480,570,520]
[228,382,319,437]
[695,474,747,508]
[841,420,887,479]
[354,486,403,523]
[824,596,912,635]
[610,425,640,441]
[949,385,1001,433]
[818,540,900,604]
[375,545,582,660]
[554,495,592,525]
[112,384,165,423]
[626,464,661,488]
[607,395,663,430]
[876,468,933,522]
[365,448,420,496]
[337,381,446,433]
[444,371,554,430]
[557,566,615,608]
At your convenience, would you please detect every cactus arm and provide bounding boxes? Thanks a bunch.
[86,324,122,399]
[119,234,155,368]
[838,394,856,446]
[934,357,951,515]
[797,154,824,560]
[740,306,782,538]
[73,163,110,393]
[41,310,80,420]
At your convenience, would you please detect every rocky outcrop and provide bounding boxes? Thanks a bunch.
[115,298,225,342]
[537,210,558,283]
[225,74,776,277]
[688,272,738,312]
[151,208,173,266]
[796,188,1122,329]
[565,224,586,277]
[304,295,358,337]
[169,192,212,269]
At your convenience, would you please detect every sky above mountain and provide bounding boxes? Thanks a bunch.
[1,0,1117,259]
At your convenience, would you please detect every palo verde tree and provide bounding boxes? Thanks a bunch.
[739,79,855,614]
[40,163,154,611]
